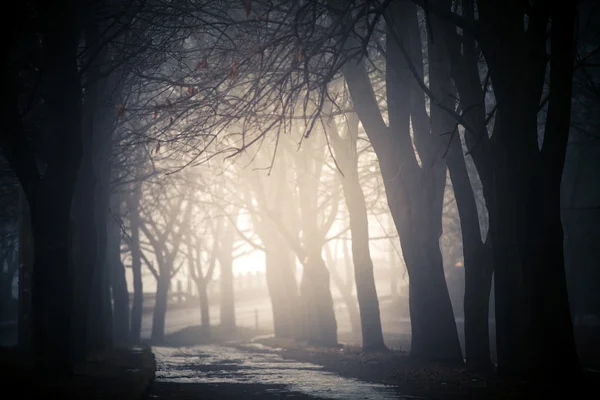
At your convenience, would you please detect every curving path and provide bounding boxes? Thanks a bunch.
[147,344,422,399]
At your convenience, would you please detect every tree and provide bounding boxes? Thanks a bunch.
[322,93,386,351]
[139,180,190,344]
[337,1,462,361]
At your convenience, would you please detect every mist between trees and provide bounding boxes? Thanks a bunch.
[0,0,599,380]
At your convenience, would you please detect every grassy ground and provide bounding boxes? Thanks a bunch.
[0,346,155,399]
[253,336,599,400]
[163,324,269,346]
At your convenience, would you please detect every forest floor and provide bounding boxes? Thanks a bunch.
[146,325,599,399]
[253,336,600,400]
[0,345,155,399]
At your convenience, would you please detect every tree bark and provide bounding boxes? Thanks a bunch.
[428,3,493,370]
[196,279,211,337]
[151,274,169,344]
[108,199,130,344]
[472,1,579,375]
[18,189,33,352]
[264,240,301,339]
[528,5,579,376]
[30,187,76,373]
[128,186,144,343]
[300,254,338,346]
[218,218,236,330]
[341,1,462,361]
[324,104,386,351]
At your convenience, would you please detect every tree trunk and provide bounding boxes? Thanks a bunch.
[128,188,143,343]
[428,6,493,370]
[30,188,76,373]
[196,279,211,338]
[324,106,386,351]
[28,6,83,372]
[342,1,461,361]
[108,201,130,344]
[300,254,338,346]
[340,290,361,336]
[343,166,385,350]
[527,6,579,376]
[18,189,33,352]
[265,249,288,338]
[326,242,361,337]
[219,219,236,330]
[151,275,169,344]
[264,241,301,339]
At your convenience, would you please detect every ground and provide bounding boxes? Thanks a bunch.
[146,327,600,400]
[0,346,155,399]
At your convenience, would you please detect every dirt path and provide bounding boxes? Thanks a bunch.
[147,344,419,399]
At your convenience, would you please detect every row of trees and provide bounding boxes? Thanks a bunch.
[0,0,598,381]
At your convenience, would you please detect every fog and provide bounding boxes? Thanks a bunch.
[1,1,599,398]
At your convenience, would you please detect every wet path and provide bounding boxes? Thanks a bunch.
[147,344,422,399]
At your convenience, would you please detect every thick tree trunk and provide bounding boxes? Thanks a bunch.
[151,275,169,344]
[264,242,301,339]
[28,5,82,372]
[128,189,143,343]
[527,6,579,376]
[30,189,76,373]
[294,136,338,346]
[300,254,338,346]
[71,42,103,360]
[18,189,33,351]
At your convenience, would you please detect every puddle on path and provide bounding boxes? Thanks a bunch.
[154,345,423,399]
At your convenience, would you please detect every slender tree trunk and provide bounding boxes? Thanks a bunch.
[343,154,385,350]
[428,6,493,370]
[108,201,130,344]
[326,242,361,337]
[151,274,169,344]
[219,218,236,330]
[128,188,143,343]
[342,1,461,361]
[265,249,288,337]
[196,279,211,337]
[278,246,302,339]
[340,289,361,336]
[324,107,386,351]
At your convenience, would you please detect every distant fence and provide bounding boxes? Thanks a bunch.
[133,272,270,311]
